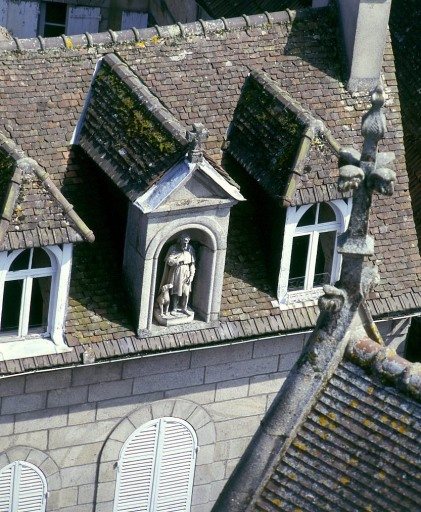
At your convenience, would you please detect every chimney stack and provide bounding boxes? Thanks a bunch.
[338,0,392,92]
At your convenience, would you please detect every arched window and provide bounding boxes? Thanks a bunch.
[278,200,352,304]
[0,244,73,359]
[0,248,53,337]
[114,417,197,512]
[0,461,47,512]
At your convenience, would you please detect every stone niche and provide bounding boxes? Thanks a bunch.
[123,158,244,332]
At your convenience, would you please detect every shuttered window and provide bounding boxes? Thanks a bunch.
[121,11,148,30]
[66,6,101,35]
[0,461,47,512]
[114,418,197,512]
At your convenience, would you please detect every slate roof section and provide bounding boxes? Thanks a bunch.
[390,0,421,246]
[0,131,94,250]
[196,0,310,19]
[0,8,419,372]
[79,53,189,202]
[227,70,346,205]
[254,340,421,512]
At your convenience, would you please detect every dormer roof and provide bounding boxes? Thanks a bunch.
[228,70,346,206]
[0,132,93,250]
[78,53,190,202]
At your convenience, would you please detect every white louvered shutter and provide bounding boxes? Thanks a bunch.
[114,420,159,511]
[114,418,197,512]
[154,419,196,512]
[0,463,13,512]
[16,462,47,512]
[121,11,148,30]
[66,6,101,35]
[4,0,39,38]
[0,1,8,28]
[0,461,46,512]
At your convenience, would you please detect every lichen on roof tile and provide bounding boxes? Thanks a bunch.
[79,54,189,201]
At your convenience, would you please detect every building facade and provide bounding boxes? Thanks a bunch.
[0,1,419,511]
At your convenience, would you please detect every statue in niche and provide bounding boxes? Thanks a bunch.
[154,233,196,326]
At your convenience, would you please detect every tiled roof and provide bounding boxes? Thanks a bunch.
[390,0,421,246]
[254,338,421,511]
[227,70,347,205]
[0,7,419,372]
[0,131,94,250]
[79,53,189,202]
[196,0,310,19]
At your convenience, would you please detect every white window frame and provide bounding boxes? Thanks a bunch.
[0,244,73,360]
[114,417,197,512]
[278,199,352,305]
[0,460,47,512]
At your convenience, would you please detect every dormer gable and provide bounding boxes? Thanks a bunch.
[76,54,244,332]
[136,157,244,214]
[0,131,93,360]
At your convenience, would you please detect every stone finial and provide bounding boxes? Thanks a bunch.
[361,85,387,158]
[187,123,209,163]
[337,86,395,258]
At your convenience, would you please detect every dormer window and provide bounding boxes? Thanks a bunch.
[1,248,53,338]
[0,244,73,360]
[278,200,352,305]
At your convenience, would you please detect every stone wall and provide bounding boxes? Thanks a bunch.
[0,332,307,512]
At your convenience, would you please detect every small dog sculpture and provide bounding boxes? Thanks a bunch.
[156,284,173,317]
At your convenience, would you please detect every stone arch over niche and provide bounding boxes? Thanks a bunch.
[96,398,216,511]
[0,446,62,508]
[146,220,227,329]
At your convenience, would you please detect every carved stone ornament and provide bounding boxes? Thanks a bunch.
[154,233,196,326]
[367,166,396,196]
[338,164,365,192]
[318,285,347,313]
[187,123,209,163]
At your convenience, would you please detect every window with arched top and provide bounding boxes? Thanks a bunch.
[114,417,197,512]
[0,244,73,359]
[0,461,47,512]
[278,200,352,304]
[1,248,53,337]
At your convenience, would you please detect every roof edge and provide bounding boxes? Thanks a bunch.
[347,337,421,401]
[0,7,324,53]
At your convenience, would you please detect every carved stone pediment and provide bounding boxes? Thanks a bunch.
[135,158,244,214]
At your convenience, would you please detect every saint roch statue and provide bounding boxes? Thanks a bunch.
[154,233,196,325]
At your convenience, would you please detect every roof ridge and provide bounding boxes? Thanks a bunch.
[347,337,421,401]
[0,130,94,244]
[0,8,320,53]
[103,53,188,146]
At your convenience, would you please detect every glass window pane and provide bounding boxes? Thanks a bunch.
[314,231,336,287]
[288,235,310,290]
[10,250,30,271]
[1,280,23,334]
[297,204,317,227]
[44,24,66,37]
[32,248,51,269]
[45,2,67,24]
[28,277,51,334]
[318,203,336,223]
